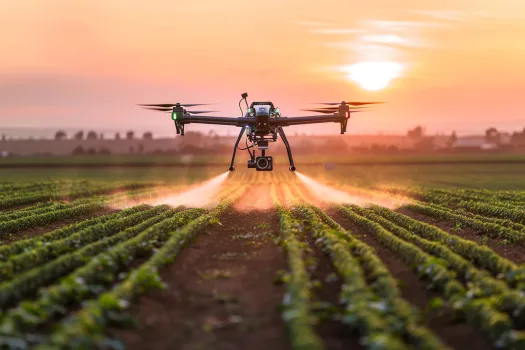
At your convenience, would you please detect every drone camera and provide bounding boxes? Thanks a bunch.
[255,156,273,171]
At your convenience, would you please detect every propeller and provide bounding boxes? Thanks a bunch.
[142,107,172,112]
[186,110,219,114]
[301,108,368,114]
[313,101,385,106]
[138,103,215,108]
[307,106,370,110]
[141,107,219,114]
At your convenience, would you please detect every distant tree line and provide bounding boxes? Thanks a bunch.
[42,126,525,149]
[485,127,525,147]
[54,130,154,141]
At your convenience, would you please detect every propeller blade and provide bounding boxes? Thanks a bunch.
[305,107,369,111]
[347,102,384,106]
[186,110,219,114]
[301,109,337,114]
[301,108,368,114]
[142,107,172,112]
[313,101,385,106]
[138,103,214,108]
[182,103,215,107]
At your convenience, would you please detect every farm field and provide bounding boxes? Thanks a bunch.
[2,153,525,190]
[1,152,525,167]
[1,164,525,349]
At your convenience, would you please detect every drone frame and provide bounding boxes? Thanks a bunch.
[139,94,382,171]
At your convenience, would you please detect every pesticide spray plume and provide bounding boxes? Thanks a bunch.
[140,172,229,208]
[233,185,274,211]
[151,172,229,208]
[296,172,367,206]
[295,172,413,209]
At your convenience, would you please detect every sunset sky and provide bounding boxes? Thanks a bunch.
[1,0,524,137]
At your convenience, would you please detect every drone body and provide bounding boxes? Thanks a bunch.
[139,93,383,171]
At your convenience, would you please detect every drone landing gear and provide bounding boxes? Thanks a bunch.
[174,121,184,135]
[277,127,296,172]
[229,126,246,171]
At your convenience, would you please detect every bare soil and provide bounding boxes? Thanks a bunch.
[110,208,290,350]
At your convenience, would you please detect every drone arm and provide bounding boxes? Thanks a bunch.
[182,116,255,127]
[271,115,343,126]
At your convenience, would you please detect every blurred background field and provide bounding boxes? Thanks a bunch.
[0,153,523,190]
[1,153,525,166]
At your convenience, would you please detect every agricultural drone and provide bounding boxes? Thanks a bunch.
[139,93,383,172]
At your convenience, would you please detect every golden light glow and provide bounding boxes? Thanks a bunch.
[342,61,404,91]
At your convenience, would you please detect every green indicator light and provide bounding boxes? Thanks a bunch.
[172,111,177,120]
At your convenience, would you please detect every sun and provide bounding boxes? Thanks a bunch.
[342,61,403,91]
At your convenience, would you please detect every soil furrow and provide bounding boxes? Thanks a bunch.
[109,208,289,350]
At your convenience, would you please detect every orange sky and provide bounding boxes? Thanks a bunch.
[1,0,524,136]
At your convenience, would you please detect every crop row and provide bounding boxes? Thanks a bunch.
[402,202,525,244]
[352,206,525,305]
[0,205,149,261]
[274,184,448,349]
[427,188,525,205]
[0,182,155,210]
[0,202,69,223]
[0,200,107,235]
[377,186,525,215]
[425,202,525,232]
[410,189,525,224]
[0,184,179,235]
[0,181,73,198]
[0,206,203,336]
[0,205,183,310]
[34,185,246,349]
[0,182,223,260]
[296,204,448,349]
[0,205,171,281]
[339,205,525,348]
[273,198,324,350]
[455,200,525,224]
[369,206,523,280]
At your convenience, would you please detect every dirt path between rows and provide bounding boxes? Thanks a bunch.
[110,208,290,350]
